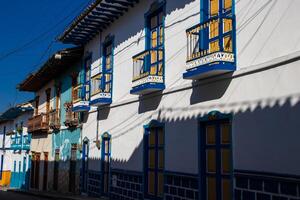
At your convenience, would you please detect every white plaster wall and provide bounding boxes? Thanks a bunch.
[81,0,300,175]
[35,80,55,114]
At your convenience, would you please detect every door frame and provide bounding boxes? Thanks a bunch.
[198,111,233,200]
[101,132,111,196]
[81,137,89,194]
[143,120,165,200]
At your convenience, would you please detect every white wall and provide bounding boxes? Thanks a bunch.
[81,0,300,175]
[35,80,55,115]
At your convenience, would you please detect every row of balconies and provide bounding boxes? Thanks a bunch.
[10,134,31,151]
[72,15,236,112]
[28,103,80,133]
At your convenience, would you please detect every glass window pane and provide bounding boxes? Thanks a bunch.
[148,171,155,195]
[106,141,109,153]
[206,125,216,145]
[158,149,164,169]
[207,177,216,200]
[151,16,157,29]
[158,49,163,61]
[209,20,219,39]
[151,31,158,48]
[158,63,163,76]
[224,0,232,10]
[221,123,230,144]
[222,149,231,174]
[210,0,219,16]
[159,26,164,45]
[150,65,157,75]
[222,179,232,200]
[158,12,163,25]
[209,40,220,53]
[223,19,232,33]
[223,36,233,52]
[207,149,216,173]
[148,149,155,169]
[151,50,157,64]
[158,173,164,197]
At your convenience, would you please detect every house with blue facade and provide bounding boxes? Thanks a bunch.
[55,0,300,199]
[0,102,33,189]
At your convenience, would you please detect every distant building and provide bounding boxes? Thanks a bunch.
[18,47,83,193]
[0,102,33,189]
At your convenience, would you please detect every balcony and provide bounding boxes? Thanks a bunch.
[49,109,61,131]
[72,84,90,112]
[28,113,49,133]
[11,134,31,151]
[130,49,165,95]
[90,74,112,106]
[183,16,236,80]
[65,102,80,127]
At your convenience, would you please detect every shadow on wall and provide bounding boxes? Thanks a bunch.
[138,91,163,114]
[190,72,233,105]
[17,96,300,199]
[112,0,196,56]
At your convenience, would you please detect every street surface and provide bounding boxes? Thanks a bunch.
[0,191,49,200]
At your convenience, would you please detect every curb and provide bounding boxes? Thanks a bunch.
[8,189,84,200]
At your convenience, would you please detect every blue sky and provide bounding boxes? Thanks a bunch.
[0,0,91,113]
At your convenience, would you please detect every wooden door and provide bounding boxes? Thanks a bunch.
[35,153,40,189]
[43,153,48,191]
[53,150,59,191]
[69,145,77,193]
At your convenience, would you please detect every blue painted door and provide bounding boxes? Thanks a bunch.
[144,126,164,199]
[200,119,233,200]
[101,133,111,196]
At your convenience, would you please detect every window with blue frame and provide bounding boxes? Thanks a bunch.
[91,38,113,97]
[131,1,165,95]
[184,0,236,80]
[72,55,91,112]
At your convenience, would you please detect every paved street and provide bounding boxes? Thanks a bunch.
[0,191,49,200]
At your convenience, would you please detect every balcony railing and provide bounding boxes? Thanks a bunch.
[65,102,80,127]
[49,109,61,131]
[72,84,90,112]
[90,74,112,106]
[130,48,165,95]
[28,113,49,133]
[183,16,236,79]
[11,134,31,151]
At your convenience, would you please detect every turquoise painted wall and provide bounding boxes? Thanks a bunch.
[52,129,81,160]
[52,62,82,160]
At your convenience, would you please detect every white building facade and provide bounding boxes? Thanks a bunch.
[0,103,33,188]
[57,0,300,199]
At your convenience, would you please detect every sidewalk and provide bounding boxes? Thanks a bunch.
[8,189,108,200]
